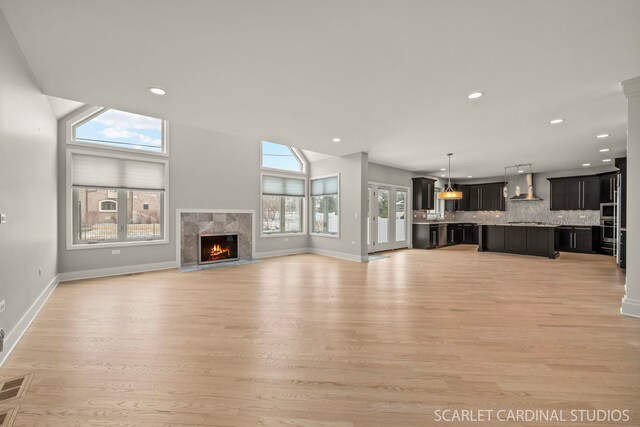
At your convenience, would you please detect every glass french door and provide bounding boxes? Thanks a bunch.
[368,183,409,253]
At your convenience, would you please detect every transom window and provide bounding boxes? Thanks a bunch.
[261,141,305,173]
[74,108,164,154]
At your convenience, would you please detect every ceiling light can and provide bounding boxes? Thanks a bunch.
[149,87,166,95]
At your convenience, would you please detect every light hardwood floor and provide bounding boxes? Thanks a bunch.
[1,246,638,426]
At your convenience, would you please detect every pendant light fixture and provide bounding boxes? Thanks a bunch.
[437,153,463,200]
[503,167,509,198]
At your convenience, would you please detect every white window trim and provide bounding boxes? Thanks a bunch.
[309,173,341,239]
[98,199,118,213]
[259,140,308,175]
[259,171,307,238]
[65,147,170,250]
[66,105,170,158]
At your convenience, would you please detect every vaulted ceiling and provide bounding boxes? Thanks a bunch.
[2,0,638,178]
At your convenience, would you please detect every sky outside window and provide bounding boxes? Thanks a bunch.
[75,109,163,153]
[261,141,303,172]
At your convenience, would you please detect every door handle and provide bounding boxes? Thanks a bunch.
[578,182,581,209]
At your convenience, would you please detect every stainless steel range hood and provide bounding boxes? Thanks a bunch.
[510,173,542,201]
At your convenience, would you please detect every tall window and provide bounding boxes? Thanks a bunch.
[311,175,339,236]
[261,141,305,173]
[70,151,167,245]
[395,190,407,241]
[73,108,165,154]
[261,175,305,235]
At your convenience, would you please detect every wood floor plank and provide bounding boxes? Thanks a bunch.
[1,248,638,426]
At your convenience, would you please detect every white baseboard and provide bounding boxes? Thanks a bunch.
[254,247,311,259]
[254,247,368,262]
[0,275,59,367]
[621,296,640,318]
[309,248,368,262]
[59,261,177,282]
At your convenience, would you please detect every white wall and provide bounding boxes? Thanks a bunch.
[309,152,368,261]
[621,77,640,318]
[57,118,310,274]
[368,162,415,188]
[0,10,58,353]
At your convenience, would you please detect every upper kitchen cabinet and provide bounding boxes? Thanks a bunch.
[467,183,505,211]
[412,177,437,210]
[599,173,617,204]
[548,176,600,210]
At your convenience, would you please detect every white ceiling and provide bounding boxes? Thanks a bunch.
[2,0,638,178]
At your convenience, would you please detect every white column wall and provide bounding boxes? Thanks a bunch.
[621,76,640,318]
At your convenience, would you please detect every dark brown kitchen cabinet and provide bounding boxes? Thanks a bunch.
[459,185,471,211]
[412,223,439,249]
[490,183,505,211]
[481,184,493,211]
[554,226,598,253]
[582,177,601,210]
[463,224,474,244]
[548,176,600,211]
[469,185,481,211]
[599,173,617,204]
[443,182,504,212]
[412,177,436,210]
[467,183,505,211]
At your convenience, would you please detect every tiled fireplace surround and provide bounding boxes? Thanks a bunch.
[179,211,253,266]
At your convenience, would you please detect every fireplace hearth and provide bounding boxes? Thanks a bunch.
[199,233,239,264]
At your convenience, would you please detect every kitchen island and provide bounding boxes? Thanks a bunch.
[478,224,559,259]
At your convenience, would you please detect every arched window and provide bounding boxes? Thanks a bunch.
[261,141,306,173]
[99,200,117,212]
[73,108,165,154]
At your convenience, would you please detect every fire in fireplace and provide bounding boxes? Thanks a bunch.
[199,233,239,264]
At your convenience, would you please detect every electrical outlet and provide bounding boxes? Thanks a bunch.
[0,213,6,224]
[38,267,42,276]
[0,329,4,352]
[0,300,5,313]
[112,249,120,255]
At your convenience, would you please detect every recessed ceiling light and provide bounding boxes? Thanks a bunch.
[467,92,483,99]
[550,118,564,124]
[599,148,610,152]
[149,87,166,95]
[440,168,447,171]
[467,175,473,178]
[582,163,591,167]
[440,174,446,177]
[602,158,612,162]
[332,138,341,143]
[596,133,610,139]
[518,170,524,173]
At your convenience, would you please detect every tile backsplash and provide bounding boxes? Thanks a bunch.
[437,199,600,225]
